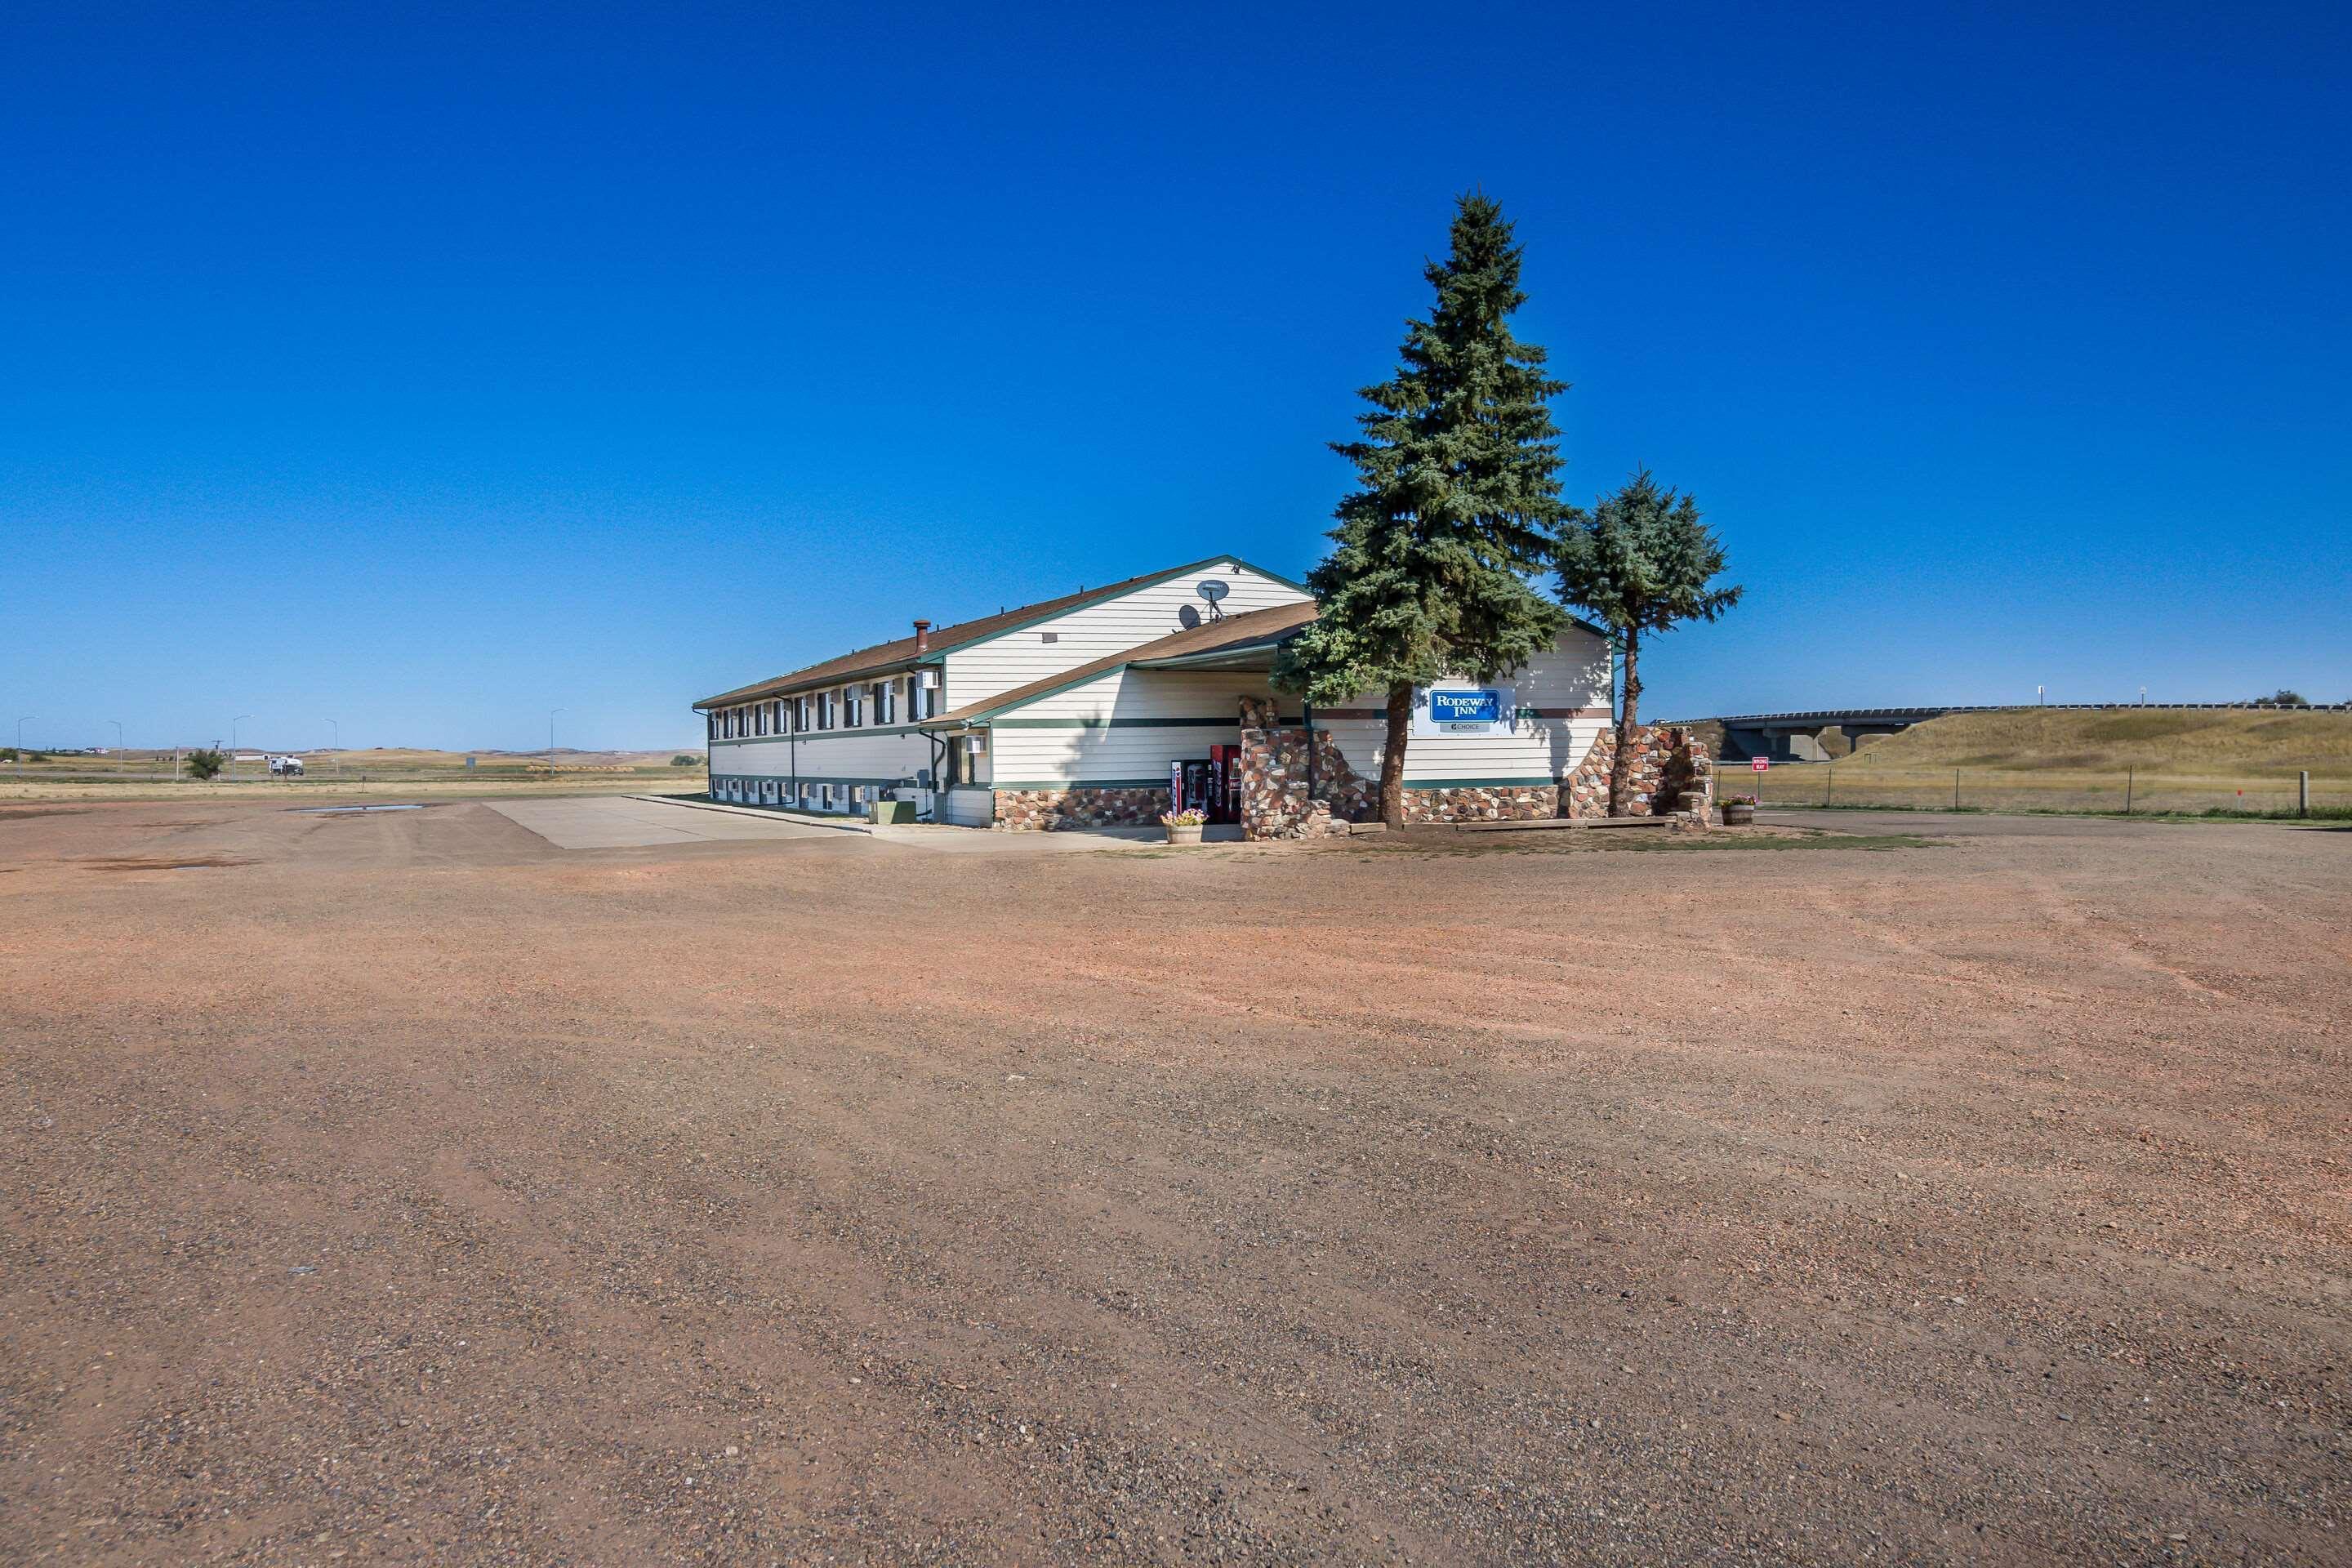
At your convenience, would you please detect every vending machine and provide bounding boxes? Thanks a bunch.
[1207,744,1241,825]
[1170,748,1244,823]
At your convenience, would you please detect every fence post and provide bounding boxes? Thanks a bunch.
[2124,766,2133,815]
[2301,770,2310,817]
[1825,764,1833,807]
[1953,768,1960,811]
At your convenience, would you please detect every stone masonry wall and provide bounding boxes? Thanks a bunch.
[992,786,1169,831]
[1564,725,1713,818]
[1401,784,1561,822]
[1237,696,1375,840]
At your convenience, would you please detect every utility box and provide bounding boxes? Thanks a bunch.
[870,799,918,826]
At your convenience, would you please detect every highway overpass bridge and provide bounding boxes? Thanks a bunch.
[1675,703,2337,763]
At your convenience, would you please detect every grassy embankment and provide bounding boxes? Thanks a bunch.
[1731,708,2352,817]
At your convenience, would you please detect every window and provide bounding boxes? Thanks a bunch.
[875,680,895,725]
[845,685,862,727]
[754,705,767,737]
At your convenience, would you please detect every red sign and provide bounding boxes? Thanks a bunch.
[1751,756,1770,772]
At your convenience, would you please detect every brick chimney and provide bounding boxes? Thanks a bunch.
[912,619,932,653]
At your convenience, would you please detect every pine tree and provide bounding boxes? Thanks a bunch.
[1273,194,1571,827]
[1555,470,1742,814]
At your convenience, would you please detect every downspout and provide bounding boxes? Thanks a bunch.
[1303,700,1316,800]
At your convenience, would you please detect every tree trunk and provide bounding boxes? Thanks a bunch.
[1608,629,1642,817]
[1380,680,1412,828]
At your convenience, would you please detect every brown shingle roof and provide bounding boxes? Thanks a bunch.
[691,556,1294,710]
[925,600,1319,726]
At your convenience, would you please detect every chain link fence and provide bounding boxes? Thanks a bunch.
[1729,764,2350,817]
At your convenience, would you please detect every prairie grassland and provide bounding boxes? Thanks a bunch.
[1,747,704,804]
[1740,764,2350,816]
[1832,706,2352,774]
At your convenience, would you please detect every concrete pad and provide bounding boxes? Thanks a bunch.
[488,795,853,849]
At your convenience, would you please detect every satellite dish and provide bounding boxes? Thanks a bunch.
[1196,578,1230,619]
[1178,604,1201,630]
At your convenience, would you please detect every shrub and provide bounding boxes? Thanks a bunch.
[185,748,227,780]
[670,755,699,766]
[1160,808,1207,826]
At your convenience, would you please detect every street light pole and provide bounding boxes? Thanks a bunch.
[233,715,252,781]
[549,708,563,767]
[14,717,29,778]
[325,718,341,777]
[109,719,123,752]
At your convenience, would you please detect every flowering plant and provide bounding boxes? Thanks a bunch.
[1160,808,1207,826]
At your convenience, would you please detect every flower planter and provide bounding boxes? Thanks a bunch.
[1165,823,1204,844]
[1722,801,1755,826]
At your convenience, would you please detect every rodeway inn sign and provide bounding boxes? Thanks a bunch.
[1421,688,1510,736]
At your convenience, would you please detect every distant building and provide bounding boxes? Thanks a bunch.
[693,555,1614,828]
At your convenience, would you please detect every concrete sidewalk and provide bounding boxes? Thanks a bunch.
[488,795,858,849]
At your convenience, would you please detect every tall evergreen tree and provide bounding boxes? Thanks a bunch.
[1555,470,1743,814]
[1273,194,1571,827]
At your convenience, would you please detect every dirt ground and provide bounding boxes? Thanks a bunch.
[2,800,2347,1566]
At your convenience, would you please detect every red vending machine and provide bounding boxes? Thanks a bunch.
[1207,744,1241,825]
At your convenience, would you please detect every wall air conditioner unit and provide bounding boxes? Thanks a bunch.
[917,669,940,688]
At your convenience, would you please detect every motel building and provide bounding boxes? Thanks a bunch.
[693,555,1671,835]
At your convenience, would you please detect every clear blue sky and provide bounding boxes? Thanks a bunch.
[7,2,2345,751]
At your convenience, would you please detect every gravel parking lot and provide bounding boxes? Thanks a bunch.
[3,800,2346,1564]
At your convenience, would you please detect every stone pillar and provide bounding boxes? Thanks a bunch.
[1236,697,1372,839]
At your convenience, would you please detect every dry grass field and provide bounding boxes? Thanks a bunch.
[1,748,706,804]
[1725,710,2352,816]
[2,797,2348,1565]
[1839,707,2352,775]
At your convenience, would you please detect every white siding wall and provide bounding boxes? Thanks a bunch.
[706,728,933,791]
[988,668,1295,788]
[938,787,995,827]
[1309,630,1615,786]
[942,562,1311,713]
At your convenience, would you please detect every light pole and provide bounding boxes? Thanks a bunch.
[548,708,563,767]
[14,717,29,778]
[325,718,341,777]
[233,715,252,781]
[109,719,123,752]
